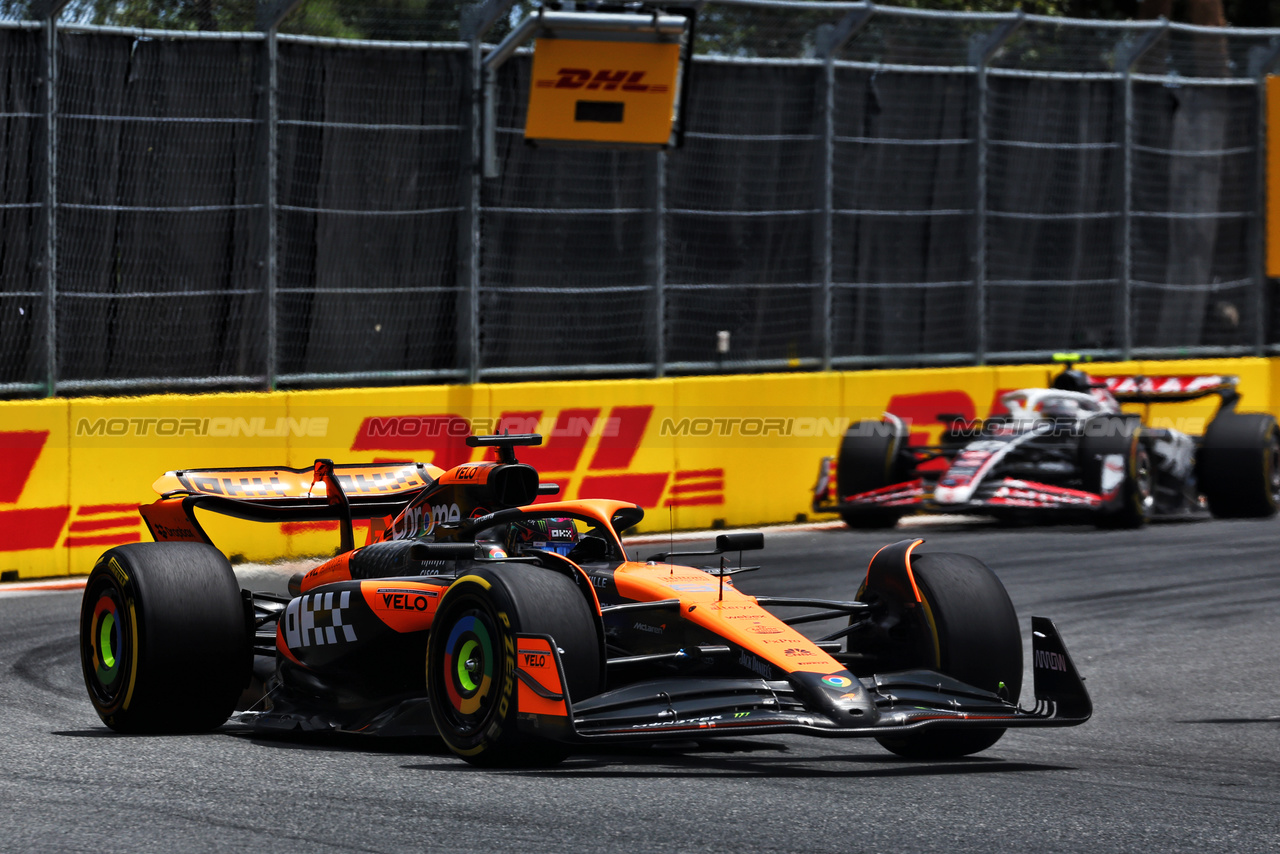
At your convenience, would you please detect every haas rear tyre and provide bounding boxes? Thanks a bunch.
[1197,412,1280,518]
[1080,415,1151,529]
[426,564,603,767]
[79,543,251,733]
[876,553,1023,760]
[837,420,909,529]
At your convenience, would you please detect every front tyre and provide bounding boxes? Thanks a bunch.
[426,564,603,767]
[837,420,909,529]
[79,543,251,733]
[1080,415,1151,529]
[875,553,1023,760]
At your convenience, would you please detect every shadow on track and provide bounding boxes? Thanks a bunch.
[402,745,1076,780]
[1177,717,1280,725]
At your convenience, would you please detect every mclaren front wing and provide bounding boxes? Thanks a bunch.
[513,617,1091,745]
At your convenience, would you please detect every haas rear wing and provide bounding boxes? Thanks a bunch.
[1097,374,1239,407]
[141,460,443,550]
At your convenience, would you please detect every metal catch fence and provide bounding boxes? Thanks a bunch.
[1,0,1279,396]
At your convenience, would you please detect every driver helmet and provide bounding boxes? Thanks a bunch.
[1052,369,1092,394]
[505,517,579,557]
[1040,397,1081,421]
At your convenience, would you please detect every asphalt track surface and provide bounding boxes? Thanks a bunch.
[3,518,1280,853]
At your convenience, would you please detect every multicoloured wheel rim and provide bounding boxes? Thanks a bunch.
[441,613,495,721]
[88,588,125,697]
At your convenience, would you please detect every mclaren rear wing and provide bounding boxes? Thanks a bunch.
[141,459,443,551]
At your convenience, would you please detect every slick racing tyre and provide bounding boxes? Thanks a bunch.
[875,553,1023,760]
[426,564,603,767]
[1197,412,1280,518]
[837,420,909,529]
[1080,415,1151,529]
[80,543,251,733]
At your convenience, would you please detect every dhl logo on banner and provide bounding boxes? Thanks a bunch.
[349,406,724,510]
[535,69,669,94]
[0,430,145,556]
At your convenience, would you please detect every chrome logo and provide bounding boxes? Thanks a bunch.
[821,674,853,688]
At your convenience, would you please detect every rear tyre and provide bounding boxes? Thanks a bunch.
[426,564,603,767]
[1197,412,1280,518]
[837,420,908,529]
[875,553,1023,760]
[1080,415,1151,529]
[79,543,251,733]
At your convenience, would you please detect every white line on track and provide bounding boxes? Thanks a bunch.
[0,577,88,597]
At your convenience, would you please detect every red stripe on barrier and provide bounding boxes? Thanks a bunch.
[589,406,652,470]
[578,473,669,508]
[0,431,48,504]
[664,495,725,508]
[68,516,139,533]
[0,506,70,551]
[669,479,724,495]
[675,469,722,480]
[77,503,138,515]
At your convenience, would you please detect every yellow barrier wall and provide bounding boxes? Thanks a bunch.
[0,357,1273,579]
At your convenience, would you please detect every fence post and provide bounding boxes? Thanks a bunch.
[34,0,71,396]
[1250,41,1280,357]
[461,1,517,385]
[652,149,667,377]
[817,4,874,373]
[969,13,1022,365]
[257,2,301,391]
[1116,21,1167,362]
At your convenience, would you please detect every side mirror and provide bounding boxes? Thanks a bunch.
[409,542,476,561]
[611,506,645,533]
[715,532,763,552]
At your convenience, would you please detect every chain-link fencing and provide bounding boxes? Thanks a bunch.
[2,0,1279,396]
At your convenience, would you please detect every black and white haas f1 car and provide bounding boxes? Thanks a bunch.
[813,364,1280,528]
[80,433,1091,767]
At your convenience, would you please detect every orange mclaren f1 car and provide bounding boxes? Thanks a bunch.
[80,434,1090,766]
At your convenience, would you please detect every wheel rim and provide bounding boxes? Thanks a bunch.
[439,608,498,730]
[83,583,129,706]
[1134,449,1154,513]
